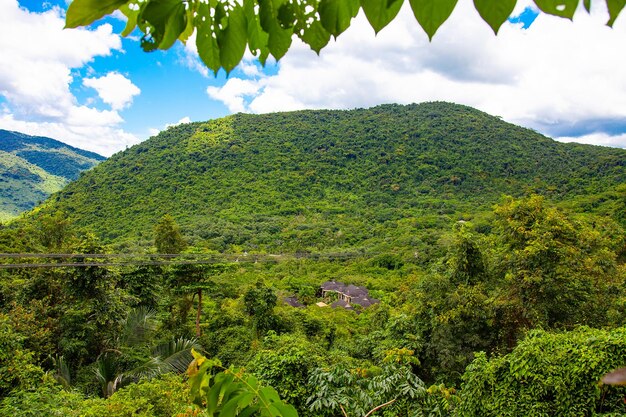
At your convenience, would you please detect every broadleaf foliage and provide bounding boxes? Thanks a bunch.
[473,0,517,34]
[187,350,299,416]
[65,0,626,74]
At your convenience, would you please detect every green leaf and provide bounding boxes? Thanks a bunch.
[65,0,128,28]
[473,0,517,34]
[606,0,626,26]
[278,3,297,29]
[409,0,459,40]
[238,406,261,417]
[259,386,281,403]
[299,21,331,54]
[244,0,270,56]
[533,0,579,19]
[140,0,187,50]
[259,0,293,60]
[196,4,221,75]
[179,7,196,44]
[318,0,361,37]
[221,395,243,417]
[119,4,139,37]
[217,5,248,74]
[207,374,226,413]
[272,403,299,417]
[361,0,405,34]
[583,0,591,11]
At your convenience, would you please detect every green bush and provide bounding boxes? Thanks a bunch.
[458,327,626,417]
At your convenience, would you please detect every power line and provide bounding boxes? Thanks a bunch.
[0,251,370,269]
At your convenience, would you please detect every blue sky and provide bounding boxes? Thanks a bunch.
[2,0,626,155]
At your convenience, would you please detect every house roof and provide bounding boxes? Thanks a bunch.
[321,281,344,291]
[343,284,368,297]
[350,297,380,308]
[331,299,353,310]
[283,296,304,308]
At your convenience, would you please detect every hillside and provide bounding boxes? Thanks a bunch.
[31,102,626,253]
[0,130,105,221]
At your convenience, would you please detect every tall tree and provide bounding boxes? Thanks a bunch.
[243,281,278,336]
[492,195,623,344]
[154,214,187,254]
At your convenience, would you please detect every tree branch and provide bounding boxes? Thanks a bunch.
[363,398,397,417]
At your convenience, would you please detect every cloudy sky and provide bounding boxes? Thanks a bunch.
[1,0,625,156]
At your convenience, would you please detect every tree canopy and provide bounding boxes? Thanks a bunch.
[65,0,625,75]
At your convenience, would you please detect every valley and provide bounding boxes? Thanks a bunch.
[1,103,625,416]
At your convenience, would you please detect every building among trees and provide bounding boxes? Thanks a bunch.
[320,281,379,309]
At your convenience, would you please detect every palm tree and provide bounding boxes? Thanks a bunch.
[93,307,201,398]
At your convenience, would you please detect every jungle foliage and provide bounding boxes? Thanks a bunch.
[23,103,626,258]
[2,191,626,416]
[2,103,626,415]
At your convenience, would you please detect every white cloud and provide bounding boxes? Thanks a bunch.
[83,72,141,110]
[0,113,139,156]
[556,133,626,149]
[205,0,626,148]
[165,116,192,128]
[148,116,194,138]
[208,78,265,113]
[0,1,140,156]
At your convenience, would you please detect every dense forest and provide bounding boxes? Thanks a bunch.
[26,103,626,254]
[0,130,105,222]
[1,103,626,416]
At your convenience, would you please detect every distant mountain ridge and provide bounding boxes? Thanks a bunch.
[24,103,626,254]
[0,130,105,221]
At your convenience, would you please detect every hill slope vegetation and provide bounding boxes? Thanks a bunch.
[32,102,626,252]
[0,130,105,221]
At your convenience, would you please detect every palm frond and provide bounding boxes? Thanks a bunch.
[93,352,124,397]
[119,306,157,347]
[128,337,201,379]
[51,355,71,389]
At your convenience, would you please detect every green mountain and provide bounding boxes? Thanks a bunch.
[0,130,105,221]
[30,103,626,253]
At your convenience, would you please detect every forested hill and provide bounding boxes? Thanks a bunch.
[30,102,626,252]
[0,130,105,221]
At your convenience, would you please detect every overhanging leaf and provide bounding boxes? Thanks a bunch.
[278,3,297,29]
[318,0,361,37]
[409,0,459,40]
[140,0,187,50]
[533,0,579,19]
[361,0,405,34]
[474,0,517,34]
[606,0,626,26]
[299,21,331,54]
[196,3,221,74]
[119,4,139,37]
[217,5,248,74]
[245,0,270,56]
[65,0,128,28]
[259,0,293,60]
[179,7,196,44]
